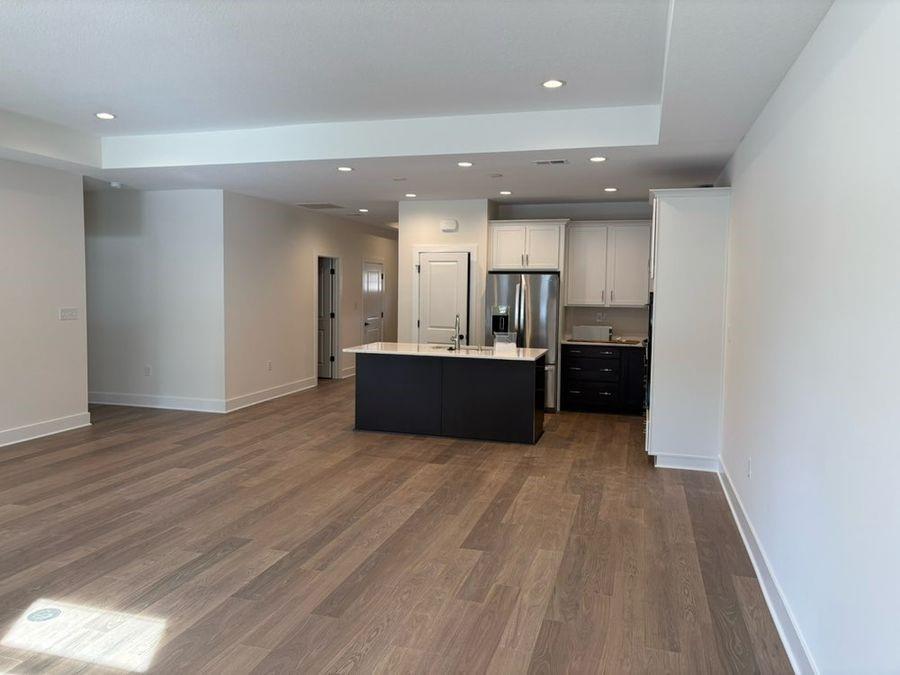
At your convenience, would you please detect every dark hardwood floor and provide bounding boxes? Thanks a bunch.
[0,379,791,673]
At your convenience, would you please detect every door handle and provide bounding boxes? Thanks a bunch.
[364,322,370,326]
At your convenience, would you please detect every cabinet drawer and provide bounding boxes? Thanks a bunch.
[562,382,619,408]
[564,360,619,382]
[562,344,620,360]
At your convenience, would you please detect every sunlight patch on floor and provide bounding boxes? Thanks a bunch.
[1,599,166,672]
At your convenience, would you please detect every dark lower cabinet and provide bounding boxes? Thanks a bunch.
[561,344,646,415]
[355,353,545,444]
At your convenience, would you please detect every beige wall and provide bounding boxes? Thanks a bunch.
[85,189,396,412]
[1,158,89,446]
[398,199,491,344]
[223,192,397,402]
[85,190,226,410]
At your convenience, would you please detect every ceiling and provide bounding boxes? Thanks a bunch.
[0,0,669,135]
[0,0,834,227]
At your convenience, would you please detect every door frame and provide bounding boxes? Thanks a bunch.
[362,257,387,344]
[410,244,480,345]
[311,254,342,381]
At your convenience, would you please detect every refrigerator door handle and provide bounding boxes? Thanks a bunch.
[519,274,527,346]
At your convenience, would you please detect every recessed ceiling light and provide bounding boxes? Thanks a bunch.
[95,112,116,120]
[590,156,607,163]
[337,166,353,172]
[499,191,512,196]
[541,79,566,89]
[109,181,123,189]
[358,208,369,213]
[604,187,618,192]
[405,193,417,198]
[457,161,473,168]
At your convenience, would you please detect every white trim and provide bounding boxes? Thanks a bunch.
[0,412,92,449]
[89,391,227,413]
[339,365,356,379]
[225,377,317,412]
[718,463,816,675]
[410,244,479,345]
[652,453,721,472]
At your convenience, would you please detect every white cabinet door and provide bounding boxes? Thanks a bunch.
[524,224,561,269]
[490,225,528,269]
[608,224,651,306]
[565,225,607,305]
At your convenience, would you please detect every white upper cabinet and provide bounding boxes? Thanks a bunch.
[488,220,566,270]
[564,221,650,307]
[565,224,608,305]
[489,224,528,269]
[608,224,651,306]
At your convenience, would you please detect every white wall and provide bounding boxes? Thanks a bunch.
[496,200,651,221]
[0,158,90,446]
[223,192,397,402]
[398,199,491,344]
[718,1,900,671]
[85,190,226,410]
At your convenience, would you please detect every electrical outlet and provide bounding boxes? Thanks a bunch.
[144,365,152,377]
[266,360,272,371]
[746,457,752,479]
[595,311,607,323]
[58,307,79,321]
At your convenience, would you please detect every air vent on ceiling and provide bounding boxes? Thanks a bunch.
[532,159,569,166]
[296,202,343,210]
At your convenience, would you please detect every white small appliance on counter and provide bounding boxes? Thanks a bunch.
[572,325,612,341]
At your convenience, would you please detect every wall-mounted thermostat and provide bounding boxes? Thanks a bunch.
[440,219,459,233]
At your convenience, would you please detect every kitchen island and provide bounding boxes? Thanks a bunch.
[343,342,547,444]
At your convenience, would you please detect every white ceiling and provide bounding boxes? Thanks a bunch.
[1,0,834,227]
[0,0,668,135]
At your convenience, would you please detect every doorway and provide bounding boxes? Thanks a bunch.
[317,256,338,379]
[363,261,385,343]
[417,251,470,345]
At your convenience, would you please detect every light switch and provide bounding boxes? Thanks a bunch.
[59,308,79,321]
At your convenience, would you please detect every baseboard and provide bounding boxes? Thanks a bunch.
[89,391,227,413]
[652,452,721,472]
[339,366,356,379]
[225,377,317,412]
[718,463,816,674]
[0,412,92,449]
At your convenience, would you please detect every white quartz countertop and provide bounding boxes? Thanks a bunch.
[562,337,647,348]
[344,342,548,362]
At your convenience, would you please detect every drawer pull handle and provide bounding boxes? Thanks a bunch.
[568,390,582,394]
[600,368,613,372]
[598,392,613,397]
[569,349,581,353]
[569,367,581,371]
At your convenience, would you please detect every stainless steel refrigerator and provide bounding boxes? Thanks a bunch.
[485,272,560,410]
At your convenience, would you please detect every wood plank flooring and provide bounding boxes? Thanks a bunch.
[0,379,791,673]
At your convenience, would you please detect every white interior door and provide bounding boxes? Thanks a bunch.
[317,258,335,378]
[418,251,469,344]
[363,261,384,343]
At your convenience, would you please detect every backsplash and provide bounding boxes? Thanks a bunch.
[564,306,649,339]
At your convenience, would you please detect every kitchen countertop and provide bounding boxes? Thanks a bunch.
[344,342,548,362]
[562,337,647,348]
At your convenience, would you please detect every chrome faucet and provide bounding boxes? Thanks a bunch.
[452,314,461,350]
